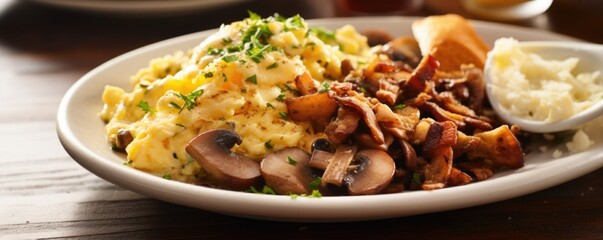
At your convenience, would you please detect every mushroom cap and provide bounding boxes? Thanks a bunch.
[260,147,314,195]
[345,149,396,195]
[185,129,261,191]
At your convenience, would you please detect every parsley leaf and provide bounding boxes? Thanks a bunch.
[248,185,276,195]
[221,54,238,63]
[245,74,257,85]
[318,81,330,93]
[394,104,406,110]
[137,101,155,114]
[247,10,261,21]
[287,156,297,165]
[264,140,274,149]
[278,111,289,120]
[308,177,322,190]
[284,15,304,31]
[173,89,204,113]
[266,62,278,69]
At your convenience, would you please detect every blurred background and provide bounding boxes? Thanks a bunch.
[1,0,601,77]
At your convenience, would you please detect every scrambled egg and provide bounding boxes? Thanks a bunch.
[100,14,370,183]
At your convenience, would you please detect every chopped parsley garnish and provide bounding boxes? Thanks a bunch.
[266,102,275,108]
[264,140,274,149]
[308,27,336,43]
[287,156,297,165]
[203,13,308,66]
[266,62,278,69]
[221,37,233,45]
[318,81,330,93]
[245,74,257,85]
[173,89,204,113]
[175,123,186,129]
[284,15,304,31]
[204,72,214,78]
[308,177,322,190]
[137,101,155,114]
[162,173,172,180]
[276,94,286,102]
[248,185,276,195]
[247,10,261,21]
[290,189,322,199]
[309,189,322,198]
[207,47,221,55]
[221,54,238,63]
[278,111,289,120]
[123,159,133,166]
[394,104,406,110]
[169,101,181,110]
[412,172,422,184]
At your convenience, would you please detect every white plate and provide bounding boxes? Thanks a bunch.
[32,0,248,15]
[57,16,603,222]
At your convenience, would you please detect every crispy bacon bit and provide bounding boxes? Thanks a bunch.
[457,161,494,181]
[423,121,458,156]
[373,103,417,140]
[325,106,361,144]
[420,121,458,190]
[403,54,440,98]
[333,92,385,145]
[446,167,473,187]
[376,79,400,105]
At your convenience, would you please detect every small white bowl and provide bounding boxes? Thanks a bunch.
[462,0,553,21]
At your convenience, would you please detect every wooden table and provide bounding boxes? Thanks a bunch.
[2,0,602,238]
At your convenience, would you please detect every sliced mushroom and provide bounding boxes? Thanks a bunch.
[322,144,357,187]
[382,36,422,68]
[185,129,261,191]
[286,92,338,122]
[340,59,355,77]
[294,71,317,96]
[308,138,335,170]
[345,149,396,195]
[422,146,453,190]
[113,129,133,152]
[260,147,315,195]
[363,29,394,47]
[400,139,418,171]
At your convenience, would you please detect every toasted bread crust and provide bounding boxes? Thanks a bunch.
[412,14,490,72]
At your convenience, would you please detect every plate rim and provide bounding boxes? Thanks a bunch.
[56,15,603,222]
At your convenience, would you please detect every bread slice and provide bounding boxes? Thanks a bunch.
[412,14,490,72]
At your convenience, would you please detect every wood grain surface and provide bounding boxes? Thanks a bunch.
[1,0,602,239]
